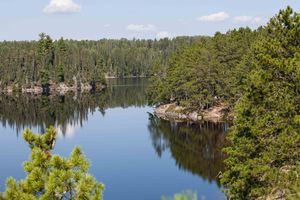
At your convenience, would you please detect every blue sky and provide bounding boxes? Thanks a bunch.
[0,0,299,41]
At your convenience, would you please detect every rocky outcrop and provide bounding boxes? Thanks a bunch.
[80,83,93,92]
[154,103,232,122]
[0,82,105,95]
[22,86,43,94]
[54,83,76,93]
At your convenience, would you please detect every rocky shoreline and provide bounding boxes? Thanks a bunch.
[0,82,105,95]
[154,103,233,123]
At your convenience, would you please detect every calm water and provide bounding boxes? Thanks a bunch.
[0,78,227,200]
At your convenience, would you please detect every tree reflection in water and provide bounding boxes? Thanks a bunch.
[148,114,228,184]
[0,78,148,136]
[0,93,105,135]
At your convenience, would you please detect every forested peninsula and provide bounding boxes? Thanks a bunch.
[148,6,300,200]
[0,5,299,200]
[148,24,258,122]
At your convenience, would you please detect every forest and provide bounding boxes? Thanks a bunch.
[147,26,258,110]
[0,35,198,93]
[148,6,300,200]
[0,4,299,200]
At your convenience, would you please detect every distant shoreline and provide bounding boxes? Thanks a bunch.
[0,82,105,95]
[105,76,148,79]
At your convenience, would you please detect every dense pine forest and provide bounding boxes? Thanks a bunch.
[147,27,259,110]
[0,35,198,93]
[148,6,300,200]
[0,3,299,200]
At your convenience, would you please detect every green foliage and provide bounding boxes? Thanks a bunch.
[148,5,300,200]
[0,36,197,89]
[147,59,167,103]
[221,6,300,199]
[40,69,50,87]
[148,28,257,110]
[56,65,65,83]
[0,127,104,200]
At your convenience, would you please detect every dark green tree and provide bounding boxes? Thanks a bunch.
[148,29,257,110]
[0,35,198,92]
[56,64,65,83]
[40,69,50,88]
[221,7,300,199]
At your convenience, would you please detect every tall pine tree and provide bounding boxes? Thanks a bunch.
[221,7,300,199]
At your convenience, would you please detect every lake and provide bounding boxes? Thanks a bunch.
[0,78,227,200]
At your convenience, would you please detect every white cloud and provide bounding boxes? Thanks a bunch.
[57,123,80,139]
[197,12,229,22]
[233,16,262,23]
[44,0,81,14]
[127,24,157,32]
[156,31,171,39]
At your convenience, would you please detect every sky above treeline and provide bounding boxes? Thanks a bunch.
[1,0,300,41]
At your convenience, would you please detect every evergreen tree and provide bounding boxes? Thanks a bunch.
[0,127,104,200]
[221,7,300,199]
[40,69,50,88]
[148,29,257,110]
[0,35,196,91]
[55,64,65,83]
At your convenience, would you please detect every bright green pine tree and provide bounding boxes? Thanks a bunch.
[221,7,300,199]
[0,127,104,200]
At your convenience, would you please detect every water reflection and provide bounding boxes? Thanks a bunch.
[0,78,148,135]
[0,93,102,135]
[106,78,148,108]
[148,114,228,184]
[0,78,227,199]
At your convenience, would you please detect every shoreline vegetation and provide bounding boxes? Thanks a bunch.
[0,76,149,95]
[148,6,300,200]
[0,4,299,200]
[0,33,199,95]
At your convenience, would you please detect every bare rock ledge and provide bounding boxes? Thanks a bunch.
[154,103,232,123]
